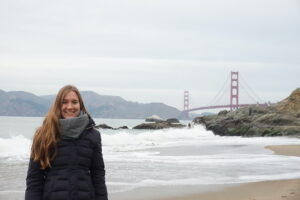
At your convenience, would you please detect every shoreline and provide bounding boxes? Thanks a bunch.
[159,144,300,200]
[110,144,300,200]
[159,178,300,200]
[265,144,300,157]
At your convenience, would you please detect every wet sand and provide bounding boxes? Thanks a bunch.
[266,144,300,157]
[159,144,300,200]
[110,144,300,200]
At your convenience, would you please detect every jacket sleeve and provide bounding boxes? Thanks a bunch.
[25,158,45,200]
[91,130,108,200]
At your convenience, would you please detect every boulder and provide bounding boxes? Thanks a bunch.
[133,122,185,130]
[94,124,113,129]
[166,118,180,123]
[145,115,164,122]
[117,126,128,129]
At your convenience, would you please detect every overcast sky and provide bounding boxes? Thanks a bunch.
[0,0,299,111]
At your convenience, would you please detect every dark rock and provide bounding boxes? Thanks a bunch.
[133,122,185,130]
[95,124,129,130]
[255,114,295,126]
[218,110,228,116]
[166,118,180,123]
[117,126,128,129]
[94,124,113,129]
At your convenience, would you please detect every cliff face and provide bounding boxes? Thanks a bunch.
[193,88,300,137]
[276,88,300,114]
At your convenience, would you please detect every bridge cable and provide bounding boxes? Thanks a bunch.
[212,82,230,106]
[239,83,259,104]
[205,73,230,106]
[240,76,263,103]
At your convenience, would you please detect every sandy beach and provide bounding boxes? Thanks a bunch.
[2,145,300,200]
[158,144,300,200]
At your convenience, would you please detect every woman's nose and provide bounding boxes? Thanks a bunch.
[67,103,73,109]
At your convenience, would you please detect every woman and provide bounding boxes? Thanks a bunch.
[25,85,108,200]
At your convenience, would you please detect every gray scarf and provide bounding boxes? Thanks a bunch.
[59,112,90,139]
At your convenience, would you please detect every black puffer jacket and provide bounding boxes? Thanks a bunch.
[25,118,108,200]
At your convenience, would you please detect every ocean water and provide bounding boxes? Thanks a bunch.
[1,116,300,199]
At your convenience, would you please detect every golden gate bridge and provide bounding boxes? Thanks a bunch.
[182,71,268,118]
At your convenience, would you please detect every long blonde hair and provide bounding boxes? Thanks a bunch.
[31,85,87,169]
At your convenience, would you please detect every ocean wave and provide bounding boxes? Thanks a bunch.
[102,126,214,151]
[0,135,31,160]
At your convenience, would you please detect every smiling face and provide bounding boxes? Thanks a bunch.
[61,91,81,118]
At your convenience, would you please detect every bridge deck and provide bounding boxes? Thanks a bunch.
[184,103,268,112]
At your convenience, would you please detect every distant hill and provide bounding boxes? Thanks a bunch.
[0,89,182,119]
[0,89,49,116]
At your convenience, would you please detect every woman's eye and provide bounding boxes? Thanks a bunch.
[72,101,78,104]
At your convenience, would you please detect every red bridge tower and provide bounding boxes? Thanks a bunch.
[230,71,239,110]
[183,91,189,119]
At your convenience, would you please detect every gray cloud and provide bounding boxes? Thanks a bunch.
[0,0,299,111]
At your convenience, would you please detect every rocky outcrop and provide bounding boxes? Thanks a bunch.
[134,117,184,129]
[133,121,185,130]
[95,124,114,129]
[166,118,180,123]
[117,126,129,129]
[95,117,183,130]
[193,88,300,137]
[145,115,164,122]
[95,124,128,130]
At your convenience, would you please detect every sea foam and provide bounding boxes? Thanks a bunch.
[0,135,31,159]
